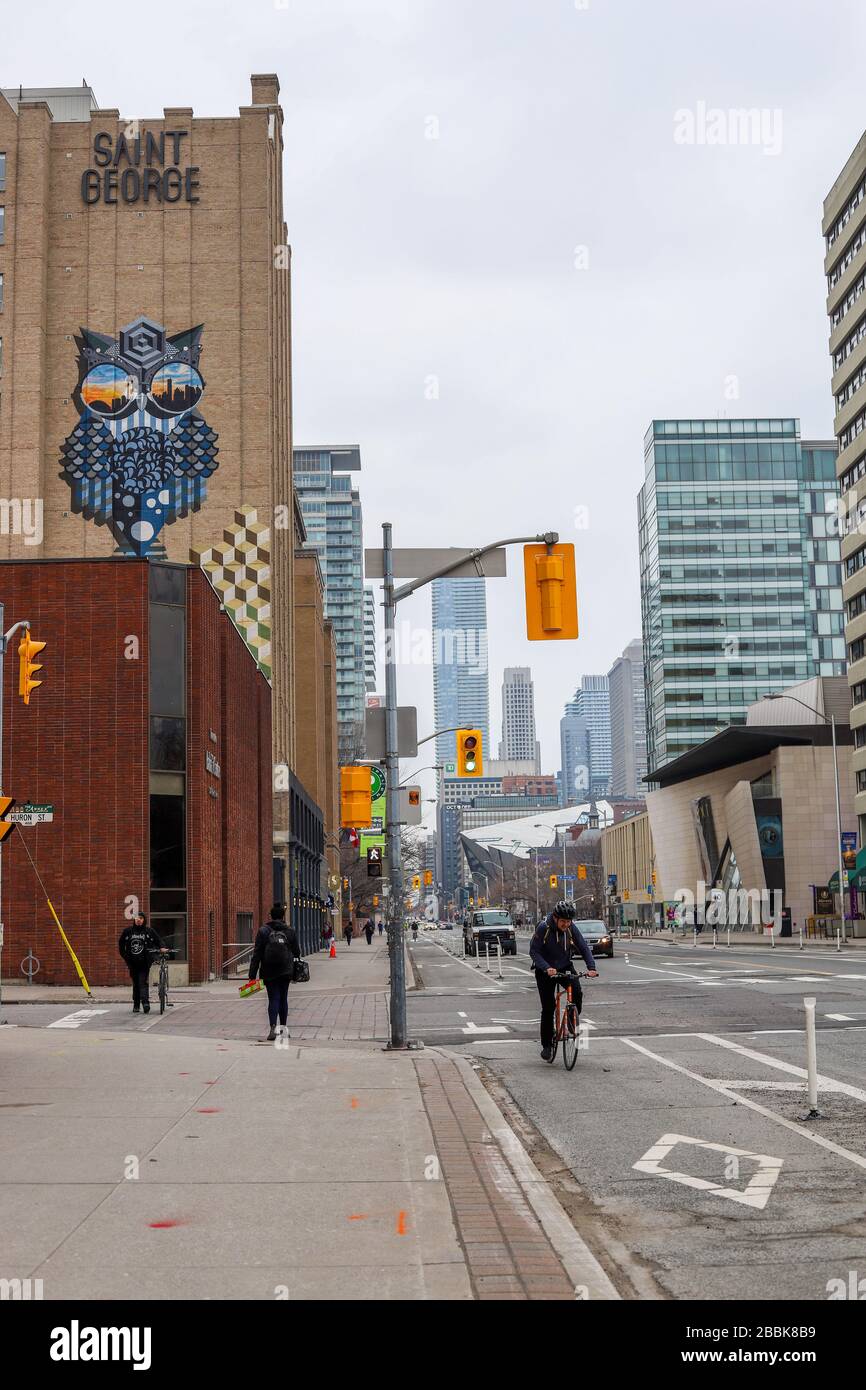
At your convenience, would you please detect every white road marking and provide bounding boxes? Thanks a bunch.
[696,1032,866,1106]
[461,1022,509,1035]
[633,1133,783,1210]
[47,1008,111,1029]
[826,1013,855,1022]
[457,1011,467,1018]
[621,1038,866,1174]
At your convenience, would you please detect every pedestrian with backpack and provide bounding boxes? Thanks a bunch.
[247,904,301,1041]
[363,918,374,945]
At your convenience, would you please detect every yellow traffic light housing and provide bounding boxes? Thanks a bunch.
[18,630,46,705]
[524,543,578,641]
[456,729,483,778]
[340,765,373,828]
[549,875,558,889]
[424,870,433,886]
[578,864,587,881]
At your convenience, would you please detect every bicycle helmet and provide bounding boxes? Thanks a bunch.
[553,900,575,920]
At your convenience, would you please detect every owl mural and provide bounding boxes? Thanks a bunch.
[60,316,219,557]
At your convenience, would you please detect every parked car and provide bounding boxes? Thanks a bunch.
[576,918,614,958]
[463,909,518,957]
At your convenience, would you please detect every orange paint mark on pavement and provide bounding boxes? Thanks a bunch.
[350,1097,360,1108]
[196,1107,221,1114]
[348,1214,368,1221]
[149,1219,187,1229]
[396,1211,408,1236]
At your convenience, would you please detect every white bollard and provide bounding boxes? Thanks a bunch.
[496,940,503,980]
[712,928,717,950]
[726,927,731,949]
[485,941,491,974]
[693,929,698,948]
[799,926,804,952]
[804,996,819,1116]
[770,925,775,950]
[836,926,842,954]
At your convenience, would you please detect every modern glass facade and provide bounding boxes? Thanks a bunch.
[432,577,490,768]
[294,447,365,760]
[639,420,843,776]
[559,676,611,802]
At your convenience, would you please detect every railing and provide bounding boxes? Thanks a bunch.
[222,942,254,978]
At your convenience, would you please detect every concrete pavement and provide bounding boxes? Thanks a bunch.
[0,932,620,1301]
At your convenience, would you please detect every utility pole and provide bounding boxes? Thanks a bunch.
[0,612,33,1019]
[382,523,407,1047]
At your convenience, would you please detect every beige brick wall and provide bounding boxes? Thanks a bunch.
[0,74,297,792]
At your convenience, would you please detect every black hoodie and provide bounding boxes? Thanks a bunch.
[118,922,164,967]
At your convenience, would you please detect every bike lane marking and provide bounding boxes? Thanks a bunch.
[46,1008,111,1029]
[621,1037,866,1174]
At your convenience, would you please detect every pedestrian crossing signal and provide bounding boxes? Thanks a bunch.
[340,765,372,828]
[524,543,578,641]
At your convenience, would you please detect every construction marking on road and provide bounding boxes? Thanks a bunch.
[621,1038,866,1175]
[47,1008,111,1029]
[633,1133,783,1210]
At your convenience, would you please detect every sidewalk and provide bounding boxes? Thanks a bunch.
[0,1023,620,1301]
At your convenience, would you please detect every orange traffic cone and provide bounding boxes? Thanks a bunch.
[329,939,337,959]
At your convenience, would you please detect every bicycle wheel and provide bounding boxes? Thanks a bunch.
[159,967,167,1015]
[562,1004,579,1070]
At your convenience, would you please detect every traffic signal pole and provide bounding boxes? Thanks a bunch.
[0,613,33,1019]
[382,523,407,1048]
[381,524,564,1049]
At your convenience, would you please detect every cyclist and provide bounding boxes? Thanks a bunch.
[529,901,598,1062]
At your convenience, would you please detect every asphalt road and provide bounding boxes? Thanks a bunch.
[408,929,866,1301]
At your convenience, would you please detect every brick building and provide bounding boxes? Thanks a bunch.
[0,73,298,857]
[0,74,341,945]
[0,558,272,985]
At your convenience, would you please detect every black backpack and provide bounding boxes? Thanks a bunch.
[263,925,292,975]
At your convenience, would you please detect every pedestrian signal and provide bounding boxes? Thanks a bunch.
[340,765,372,828]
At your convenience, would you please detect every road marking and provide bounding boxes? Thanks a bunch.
[47,1008,111,1029]
[624,963,722,983]
[633,1133,783,1210]
[457,1011,467,1018]
[835,974,866,981]
[461,1022,509,1035]
[696,1032,866,1106]
[621,1038,866,1174]
[826,1013,855,1022]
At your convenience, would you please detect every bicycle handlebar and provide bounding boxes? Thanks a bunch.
[552,970,590,982]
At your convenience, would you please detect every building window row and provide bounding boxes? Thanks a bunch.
[834,311,866,372]
[827,175,866,250]
[828,219,866,289]
[845,543,866,579]
[837,356,866,412]
[832,265,866,328]
[839,406,866,453]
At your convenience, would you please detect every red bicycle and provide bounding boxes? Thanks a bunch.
[547,970,590,1070]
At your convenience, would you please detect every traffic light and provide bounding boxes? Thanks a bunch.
[524,543,578,641]
[549,874,558,889]
[342,878,349,890]
[651,871,657,886]
[412,875,421,890]
[456,729,483,778]
[578,864,587,880]
[424,870,433,886]
[340,765,372,828]
[372,895,379,907]
[0,796,15,843]
[18,631,45,705]
[623,890,630,902]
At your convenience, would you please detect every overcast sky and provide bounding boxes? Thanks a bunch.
[6,0,865,820]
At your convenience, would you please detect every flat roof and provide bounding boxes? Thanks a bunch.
[646,724,851,788]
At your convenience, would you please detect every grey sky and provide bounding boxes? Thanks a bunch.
[5,0,863,818]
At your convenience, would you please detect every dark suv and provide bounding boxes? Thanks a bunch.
[576,918,614,959]
[463,909,517,957]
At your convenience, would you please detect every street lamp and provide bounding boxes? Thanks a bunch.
[766,691,847,943]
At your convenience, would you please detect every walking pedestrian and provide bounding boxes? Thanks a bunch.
[377,919,384,936]
[364,918,374,945]
[118,913,165,1015]
[343,921,353,947]
[247,903,301,1042]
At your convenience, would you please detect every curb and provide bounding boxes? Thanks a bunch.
[441,1047,621,1300]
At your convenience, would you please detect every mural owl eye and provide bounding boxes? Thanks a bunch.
[81,364,138,417]
[148,363,204,415]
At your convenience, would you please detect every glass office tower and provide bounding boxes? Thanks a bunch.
[639,420,843,776]
[432,577,490,768]
[294,447,365,761]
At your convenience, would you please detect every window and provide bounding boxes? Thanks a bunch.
[0,206,4,245]
[0,273,3,312]
[0,152,5,191]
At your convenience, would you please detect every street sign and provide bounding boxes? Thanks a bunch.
[367,846,383,878]
[364,547,507,580]
[370,766,386,801]
[364,706,419,759]
[9,802,54,827]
